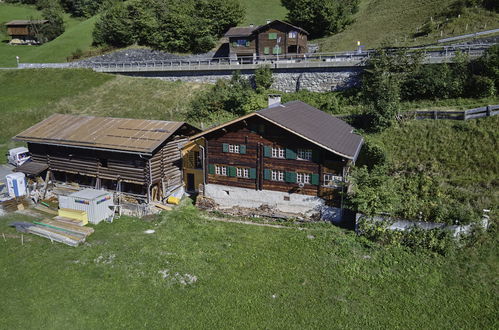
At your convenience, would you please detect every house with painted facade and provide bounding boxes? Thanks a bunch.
[186,97,363,217]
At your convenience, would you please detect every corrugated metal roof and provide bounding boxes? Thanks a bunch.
[14,114,188,154]
[13,161,48,176]
[257,101,363,160]
[69,188,110,200]
[5,20,48,26]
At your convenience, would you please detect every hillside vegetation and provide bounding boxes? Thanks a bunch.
[239,0,287,25]
[0,3,96,67]
[0,205,497,328]
[319,0,499,51]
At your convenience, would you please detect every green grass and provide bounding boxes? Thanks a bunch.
[0,203,497,328]
[318,0,499,52]
[238,0,287,26]
[0,69,207,161]
[0,3,97,67]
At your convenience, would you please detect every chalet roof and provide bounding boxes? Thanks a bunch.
[5,20,48,26]
[14,114,197,155]
[191,101,363,161]
[224,26,259,37]
[253,20,309,35]
[224,20,309,38]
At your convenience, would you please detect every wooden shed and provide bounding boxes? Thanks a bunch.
[14,114,199,202]
[5,20,48,41]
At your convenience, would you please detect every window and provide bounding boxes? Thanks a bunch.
[236,39,248,47]
[271,147,285,158]
[297,172,311,184]
[228,144,240,153]
[215,165,227,176]
[264,47,270,55]
[268,32,277,40]
[271,170,284,182]
[236,167,249,178]
[323,174,343,187]
[272,46,282,55]
[297,149,312,160]
[288,31,298,38]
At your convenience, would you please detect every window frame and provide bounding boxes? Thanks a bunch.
[297,172,311,184]
[236,167,249,178]
[297,148,313,161]
[323,173,343,187]
[228,144,240,153]
[271,147,285,159]
[271,170,284,182]
[215,165,228,176]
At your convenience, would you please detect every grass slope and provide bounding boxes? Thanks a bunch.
[238,0,287,26]
[319,0,499,51]
[0,69,206,160]
[0,205,497,328]
[0,3,96,67]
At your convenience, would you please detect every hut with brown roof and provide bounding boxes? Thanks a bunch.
[5,20,48,43]
[185,97,363,217]
[224,20,308,62]
[14,114,199,202]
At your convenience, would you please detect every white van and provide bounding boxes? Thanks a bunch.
[7,147,31,167]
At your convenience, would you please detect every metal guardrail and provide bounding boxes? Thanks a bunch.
[403,105,499,121]
[15,44,493,72]
[438,28,499,43]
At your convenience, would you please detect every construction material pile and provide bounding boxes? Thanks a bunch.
[11,217,94,247]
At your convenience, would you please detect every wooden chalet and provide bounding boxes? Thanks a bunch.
[187,98,363,215]
[14,114,199,201]
[224,20,308,61]
[5,20,48,41]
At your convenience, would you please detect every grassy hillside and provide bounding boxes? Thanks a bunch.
[319,0,499,51]
[238,0,287,25]
[0,69,206,160]
[0,204,497,328]
[0,3,96,67]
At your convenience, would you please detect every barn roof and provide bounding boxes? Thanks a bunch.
[253,20,309,35]
[14,114,197,155]
[191,101,363,161]
[5,20,48,26]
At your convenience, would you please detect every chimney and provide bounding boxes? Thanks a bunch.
[266,19,271,24]
[249,23,254,28]
[268,94,281,108]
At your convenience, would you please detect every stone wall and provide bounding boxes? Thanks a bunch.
[121,67,362,93]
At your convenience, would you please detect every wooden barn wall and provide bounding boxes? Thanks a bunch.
[204,117,345,198]
[228,36,257,56]
[28,143,148,185]
[149,138,186,190]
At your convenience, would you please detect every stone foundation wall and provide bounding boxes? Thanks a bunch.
[122,67,362,93]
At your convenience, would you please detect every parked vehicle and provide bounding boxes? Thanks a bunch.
[7,147,31,167]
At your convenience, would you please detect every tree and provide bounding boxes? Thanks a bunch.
[281,0,359,38]
[37,0,65,43]
[253,65,274,93]
[93,2,134,47]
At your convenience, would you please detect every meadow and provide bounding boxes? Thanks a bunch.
[0,202,497,329]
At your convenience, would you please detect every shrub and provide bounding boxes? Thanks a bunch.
[467,75,496,98]
[253,65,274,93]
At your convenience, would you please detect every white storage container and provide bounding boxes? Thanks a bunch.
[59,189,114,224]
[6,172,27,198]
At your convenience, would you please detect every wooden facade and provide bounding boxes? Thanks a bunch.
[226,20,308,60]
[5,20,48,40]
[199,117,347,203]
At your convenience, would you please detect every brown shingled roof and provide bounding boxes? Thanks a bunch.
[5,20,48,26]
[191,101,363,161]
[224,26,259,37]
[14,114,197,155]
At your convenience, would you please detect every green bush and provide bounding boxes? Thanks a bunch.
[253,65,274,93]
[467,75,496,98]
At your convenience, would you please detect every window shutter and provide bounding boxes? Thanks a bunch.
[285,171,296,183]
[269,33,277,40]
[208,164,215,174]
[239,144,246,154]
[311,174,319,185]
[222,143,229,153]
[232,42,237,47]
[264,169,271,180]
[246,41,250,47]
[263,145,272,157]
[264,47,270,55]
[228,166,236,177]
[285,148,297,159]
[312,149,320,162]
[249,168,256,179]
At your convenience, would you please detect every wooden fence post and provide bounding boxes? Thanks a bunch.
[486,105,491,117]
[434,110,438,120]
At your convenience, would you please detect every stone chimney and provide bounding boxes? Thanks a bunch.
[268,94,281,108]
[249,23,254,28]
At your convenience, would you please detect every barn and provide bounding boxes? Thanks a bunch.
[5,20,48,43]
[186,97,363,216]
[14,114,199,202]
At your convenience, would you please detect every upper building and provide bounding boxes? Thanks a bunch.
[186,98,363,218]
[224,20,309,61]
